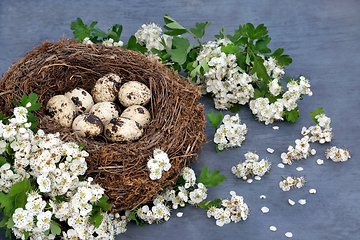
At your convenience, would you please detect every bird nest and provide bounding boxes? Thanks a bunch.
[0,38,206,211]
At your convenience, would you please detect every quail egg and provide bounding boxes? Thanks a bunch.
[120,105,151,128]
[46,95,76,127]
[118,81,151,107]
[65,87,94,115]
[92,73,122,103]
[72,113,104,137]
[89,102,121,126]
[104,117,143,142]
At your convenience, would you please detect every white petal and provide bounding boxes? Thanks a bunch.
[267,148,274,153]
[270,226,277,231]
[296,167,303,171]
[247,179,253,184]
[285,232,293,238]
[260,195,266,199]
[298,199,306,205]
[288,199,295,206]
[272,126,279,130]
[254,176,261,181]
[261,206,269,213]
[309,189,317,194]
[176,212,183,217]
[277,163,285,168]
[316,159,324,165]
[229,190,236,196]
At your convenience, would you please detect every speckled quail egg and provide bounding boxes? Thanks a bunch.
[118,81,151,107]
[89,102,121,126]
[104,117,143,142]
[120,105,151,128]
[46,95,76,127]
[72,113,104,137]
[92,73,122,103]
[65,87,94,115]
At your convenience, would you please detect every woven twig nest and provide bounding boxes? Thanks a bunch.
[0,38,206,211]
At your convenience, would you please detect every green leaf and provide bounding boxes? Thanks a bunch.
[15,191,27,209]
[199,198,222,210]
[0,156,8,167]
[251,55,271,83]
[70,17,92,42]
[92,28,108,39]
[206,110,223,130]
[126,35,147,53]
[230,103,241,113]
[234,36,248,46]
[9,100,21,107]
[221,44,241,54]
[271,48,292,66]
[94,196,110,211]
[189,21,211,39]
[77,141,86,151]
[163,15,189,36]
[89,207,103,229]
[285,108,299,123]
[27,112,36,122]
[253,88,265,99]
[215,27,225,39]
[50,220,62,236]
[253,23,268,39]
[107,24,123,42]
[9,177,30,197]
[197,165,226,187]
[0,192,15,216]
[255,36,272,54]
[30,120,39,130]
[226,24,243,43]
[27,103,41,111]
[168,37,192,65]
[310,107,324,124]
[130,210,146,226]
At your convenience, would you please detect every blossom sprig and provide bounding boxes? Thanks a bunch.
[71,17,124,46]
[147,148,171,180]
[129,165,226,225]
[279,175,306,191]
[0,94,114,240]
[71,16,310,123]
[231,151,271,180]
[280,136,317,165]
[302,107,334,144]
[207,111,247,152]
[325,146,351,162]
[200,191,249,227]
[134,23,173,57]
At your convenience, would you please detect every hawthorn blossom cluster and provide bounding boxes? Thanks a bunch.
[0,106,117,239]
[194,38,258,110]
[82,37,124,47]
[147,148,171,180]
[280,136,317,165]
[281,111,334,165]
[231,152,271,180]
[135,23,172,57]
[279,176,306,191]
[249,76,312,125]
[325,146,351,162]
[302,113,334,144]
[206,191,249,227]
[214,113,247,151]
[135,167,208,224]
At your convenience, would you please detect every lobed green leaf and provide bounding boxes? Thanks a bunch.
[206,110,223,130]
[197,165,226,187]
[199,198,222,210]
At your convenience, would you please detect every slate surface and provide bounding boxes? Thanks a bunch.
[0,0,359,239]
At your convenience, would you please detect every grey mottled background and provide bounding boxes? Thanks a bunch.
[1,0,360,239]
